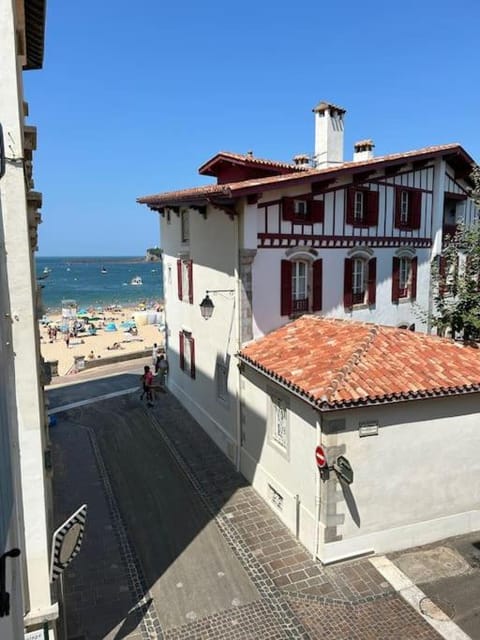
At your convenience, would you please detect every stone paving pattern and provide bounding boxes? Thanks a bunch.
[49,370,441,639]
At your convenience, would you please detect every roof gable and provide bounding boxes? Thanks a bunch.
[198,151,308,184]
[239,316,480,411]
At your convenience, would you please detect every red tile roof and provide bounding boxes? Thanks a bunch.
[238,316,480,411]
[198,151,308,176]
[138,143,473,208]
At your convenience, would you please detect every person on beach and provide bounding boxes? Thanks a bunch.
[151,343,158,366]
[65,333,70,348]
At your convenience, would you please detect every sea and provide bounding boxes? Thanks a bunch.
[36,256,164,313]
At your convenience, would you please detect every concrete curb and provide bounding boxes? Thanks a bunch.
[370,555,472,640]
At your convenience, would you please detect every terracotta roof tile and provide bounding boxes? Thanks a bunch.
[238,316,480,410]
[138,143,471,207]
[199,151,308,174]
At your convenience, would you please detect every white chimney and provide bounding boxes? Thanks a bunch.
[313,101,346,168]
[353,139,375,162]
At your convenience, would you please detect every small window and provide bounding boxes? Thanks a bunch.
[291,260,308,313]
[179,330,195,378]
[399,257,411,297]
[177,258,193,304]
[352,258,367,304]
[181,210,189,243]
[272,395,288,450]
[354,191,364,221]
[400,191,409,224]
[294,199,308,216]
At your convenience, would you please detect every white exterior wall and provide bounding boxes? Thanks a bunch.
[0,0,55,634]
[240,365,480,563]
[252,247,431,337]
[161,206,240,461]
[319,395,480,562]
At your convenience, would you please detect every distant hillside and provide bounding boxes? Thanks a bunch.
[146,247,163,262]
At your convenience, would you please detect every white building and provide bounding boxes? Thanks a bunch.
[138,102,479,560]
[238,315,480,563]
[1,1,57,637]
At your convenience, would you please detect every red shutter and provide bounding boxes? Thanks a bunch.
[310,199,324,223]
[392,257,400,302]
[367,258,377,305]
[346,188,354,225]
[312,259,323,311]
[282,197,294,221]
[281,260,292,316]
[179,331,185,370]
[366,191,379,226]
[177,259,183,300]
[410,257,418,300]
[187,260,193,304]
[409,190,422,229]
[344,258,353,309]
[189,337,195,379]
[394,188,402,228]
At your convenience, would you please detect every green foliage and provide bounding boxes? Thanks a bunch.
[430,167,480,341]
[146,247,163,259]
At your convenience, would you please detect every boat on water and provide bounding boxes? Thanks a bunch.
[130,276,143,286]
[43,266,51,274]
[101,266,107,274]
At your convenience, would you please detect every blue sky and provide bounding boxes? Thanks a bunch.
[27,0,479,256]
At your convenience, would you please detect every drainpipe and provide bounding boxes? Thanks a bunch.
[313,413,321,560]
[234,208,242,472]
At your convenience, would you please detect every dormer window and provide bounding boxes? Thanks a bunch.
[282,197,324,224]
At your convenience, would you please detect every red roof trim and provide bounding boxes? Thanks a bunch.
[138,144,474,208]
[198,151,307,177]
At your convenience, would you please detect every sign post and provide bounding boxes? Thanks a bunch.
[333,456,354,484]
[50,504,87,640]
[315,445,327,469]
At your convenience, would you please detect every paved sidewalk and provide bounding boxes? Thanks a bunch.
[49,375,442,639]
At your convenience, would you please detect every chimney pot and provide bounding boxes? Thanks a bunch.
[353,139,375,162]
[313,100,346,168]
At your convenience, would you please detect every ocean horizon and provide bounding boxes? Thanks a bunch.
[36,256,164,312]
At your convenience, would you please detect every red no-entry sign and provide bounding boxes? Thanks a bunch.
[315,445,327,469]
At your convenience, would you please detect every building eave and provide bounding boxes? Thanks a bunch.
[24,0,46,70]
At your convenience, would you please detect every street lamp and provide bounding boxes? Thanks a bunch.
[199,290,234,320]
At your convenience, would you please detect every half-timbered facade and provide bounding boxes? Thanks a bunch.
[138,102,478,518]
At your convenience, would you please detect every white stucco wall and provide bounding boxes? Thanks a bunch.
[161,206,240,461]
[0,0,54,631]
[240,365,480,563]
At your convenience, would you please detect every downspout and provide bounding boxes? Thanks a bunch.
[234,208,242,472]
[313,412,322,560]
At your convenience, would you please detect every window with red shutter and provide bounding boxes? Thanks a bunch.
[179,331,185,370]
[410,257,418,299]
[394,188,422,229]
[177,259,183,300]
[282,198,294,221]
[281,260,293,316]
[392,257,400,302]
[187,260,193,304]
[344,258,353,309]
[367,258,377,305]
[189,337,196,379]
[366,191,379,227]
[312,259,323,311]
[409,191,422,230]
[345,188,355,225]
[310,199,324,223]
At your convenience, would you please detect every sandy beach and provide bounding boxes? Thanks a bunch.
[39,304,165,376]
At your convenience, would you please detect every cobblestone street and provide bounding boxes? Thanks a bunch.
[49,368,441,639]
